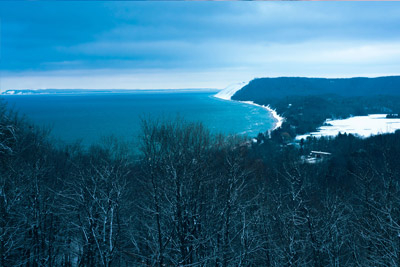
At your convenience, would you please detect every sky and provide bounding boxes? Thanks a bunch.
[0,1,400,91]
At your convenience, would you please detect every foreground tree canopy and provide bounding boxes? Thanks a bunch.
[1,100,400,266]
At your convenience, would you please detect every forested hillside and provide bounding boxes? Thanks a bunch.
[232,76,400,137]
[233,76,400,100]
[2,100,400,266]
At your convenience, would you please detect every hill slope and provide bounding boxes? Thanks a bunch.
[232,76,400,101]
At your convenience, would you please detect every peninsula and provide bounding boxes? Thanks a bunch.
[225,76,400,140]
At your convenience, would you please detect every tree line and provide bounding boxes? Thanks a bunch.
[2,100,400,266]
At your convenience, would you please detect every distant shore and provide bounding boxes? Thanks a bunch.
[214,83,284,131]
[1,88,219,95]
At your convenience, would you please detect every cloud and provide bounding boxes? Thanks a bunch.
[1,68,252,91]
[1,1,400,90]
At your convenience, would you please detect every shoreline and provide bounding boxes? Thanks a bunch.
[240,101,283,130]
[214,82,284,131]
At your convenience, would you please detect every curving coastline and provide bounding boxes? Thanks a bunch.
[214,82,284,131]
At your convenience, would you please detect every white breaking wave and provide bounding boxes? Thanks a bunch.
[296,114,400,140]
[214,82,284,130]
[240,101,284,131]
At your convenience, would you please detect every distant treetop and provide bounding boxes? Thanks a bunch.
[232,76,400,100]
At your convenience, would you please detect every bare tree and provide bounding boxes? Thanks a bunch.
[59,138,131,267]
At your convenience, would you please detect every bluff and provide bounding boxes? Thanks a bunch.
[232,76,400,102]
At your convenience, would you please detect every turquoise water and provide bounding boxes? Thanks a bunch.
[2,91,274,145]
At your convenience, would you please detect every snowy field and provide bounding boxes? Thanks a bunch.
[296,114,400,140]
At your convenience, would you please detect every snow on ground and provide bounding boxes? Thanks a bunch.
[214,82,248,100]
[296,114,400,140]
[214,82,284,130]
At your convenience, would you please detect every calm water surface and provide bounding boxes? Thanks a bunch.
[2,91,274,145]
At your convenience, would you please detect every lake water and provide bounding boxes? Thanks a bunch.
[1,91,275,146]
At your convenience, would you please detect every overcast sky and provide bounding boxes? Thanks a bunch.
[1,1,400,91]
